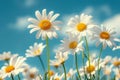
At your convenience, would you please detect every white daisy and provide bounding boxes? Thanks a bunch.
[0,51,17,61]
[60,33,84,54]
[26,42,46,57]
[50,60,61,68]
[54,51,68,64]
[67,13,95,37]
[50,73,64,80]
[92,25,120,49]
[85,58,104,75]
[28,9,61,40]
[50,51,68,69]
[102,65,113,76]
[23,67,39,80]
[66,68,76,79]
[1,55,26,77]
[111,57,120,67]
[102,56,112,65]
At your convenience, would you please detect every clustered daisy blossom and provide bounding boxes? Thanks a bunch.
[26,42,46,57]
[0,9,120,80]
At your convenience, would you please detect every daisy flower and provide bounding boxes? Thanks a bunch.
[92,25,120,49]
[23,67,39,80]
[111,57,120,67]
[102,65,113,76]
[85,58,104,75]
[0,51,17,61]
[60,33,84,54]
[102,56,112,65]
[50,73,64,80]
[26,42,46,57]
[50,60,61,68]
[28,9,61,40]
[50,51,68,69]
[1,55,26,77]
[54,51,68,64]
[66,68,76,79]
[67,13,95,37]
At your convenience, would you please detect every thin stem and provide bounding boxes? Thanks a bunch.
[84,37,92,80]
[75,53,81,80]
[37,56,45,71]
[97,45,103,80]
[18,74,21,80]
[82,51,86,79]
[11,74,14,80]
[46,36,50,80]
[84,37,90,66]
[62,63,67,80]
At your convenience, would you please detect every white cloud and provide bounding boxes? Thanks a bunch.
[24,0,37,7]
[103,14,120,36]
[9,16,30,30]
[82,6,94,14]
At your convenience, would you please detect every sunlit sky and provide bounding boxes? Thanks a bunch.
[0,0,120,74]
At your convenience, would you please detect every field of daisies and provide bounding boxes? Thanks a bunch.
[0,9,120,80]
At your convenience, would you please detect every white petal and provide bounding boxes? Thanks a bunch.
[42,9,47,19]
[28,24,38,28]
[50,14,60,22]
[36,31,41,39]
[48,11,54,19]
[28,18,39,24]
[35,10,41,20]
[30,28,39,34]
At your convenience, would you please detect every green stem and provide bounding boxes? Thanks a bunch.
[85,37,92,79]
[84,37,90,66]
[62,63,67,80]
[75,53,81,80]
[18,74,21,80]
[11,74,14,80]
[46,36,50,80]
[82,51,86,79]
[37,56,45,71]
[97,45,103,80]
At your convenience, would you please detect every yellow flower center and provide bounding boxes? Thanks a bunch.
[76,23,87,32]
[100,32,110,40]
[69,41,78,49]
[55,78,60,80]
[86,65,95,73]
[33,49,41,55]
[5,65,15,73]
[113,61,120,67]
[29,73,35,78]
[48,70,54,77]
[38,20,51,30]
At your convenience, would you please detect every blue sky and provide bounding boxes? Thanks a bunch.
[0,0,120,75]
